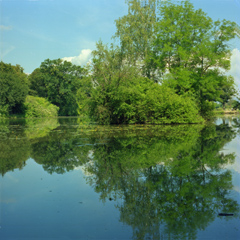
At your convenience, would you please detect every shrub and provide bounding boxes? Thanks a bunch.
[89,76,204,124]
[24,95,59,118]
[144,86,204,124]
[0,105,9,118]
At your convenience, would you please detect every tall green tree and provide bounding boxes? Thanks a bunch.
[114,0,237,117]
[0,61,29,116]
[114,0,158,79]
[29,59,87,116]
[88,41,203,124]
[88,41,146,124]
[152,0,236,116]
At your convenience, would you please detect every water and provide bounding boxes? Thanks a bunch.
[0,117,240,240]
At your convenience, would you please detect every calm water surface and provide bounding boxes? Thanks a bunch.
[0,117,240,240]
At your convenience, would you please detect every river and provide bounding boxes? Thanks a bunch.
[0,116,240,240]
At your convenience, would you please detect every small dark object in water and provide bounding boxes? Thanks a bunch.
[109,197,113,201]
[218,213,234,216]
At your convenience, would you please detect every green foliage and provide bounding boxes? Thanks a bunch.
[2,0,236,122]
[219,76,237,108]
[0,105,9,118]
[114,0,157,78]
[88,42,203,124]
[151,0,236,115]
[29,59,87,116]
[76,75,93,117]
[144,85,204,123]
[232,96,240,110]
[0,61,29,115]
[114,0,237,118]
[24,95,59,118]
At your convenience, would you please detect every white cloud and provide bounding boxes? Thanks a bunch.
[0,25,12,31]
[229,48,240,90]
[62,49,92,66]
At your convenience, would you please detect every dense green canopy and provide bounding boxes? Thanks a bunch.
[0,61,29,116]
[1,0,238,123]
[29,59,87,116]
[114,0,237,118]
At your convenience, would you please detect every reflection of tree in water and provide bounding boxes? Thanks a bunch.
[0,119,30,176]
[31,131,91,174]
[232,117,240,135]
[0,138,30,176]
[0,118,61,176]
[24,118,59,140]
[1,117,239,239]
[85,123,239,240]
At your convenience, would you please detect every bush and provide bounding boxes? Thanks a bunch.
[144,86,204,124]
[89,76,204,124]
[199,100,215,119]
[24,95,59,118]
[0,105,9,118]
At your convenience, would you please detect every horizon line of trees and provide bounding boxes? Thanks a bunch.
[1,0,239,124]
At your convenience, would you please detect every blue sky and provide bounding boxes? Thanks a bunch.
[1,0,240,88]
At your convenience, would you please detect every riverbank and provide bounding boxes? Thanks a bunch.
[214,109,240,115]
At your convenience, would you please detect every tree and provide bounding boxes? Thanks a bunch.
[151,0,236,116]
[114,0,158,79]
[219,76,237,109]
[114,0,237,118]
[0,61,29,115]
[232,97,240,110]
[88,41,144,124]
[29,59,87,116]
[88,41,203,124]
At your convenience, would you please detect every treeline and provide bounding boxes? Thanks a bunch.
[0,0,239,124]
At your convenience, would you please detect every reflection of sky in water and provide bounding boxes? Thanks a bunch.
[222,135,240,196]
[198,116,240,239]
[216,117,240,194]
[1,117,240,240]
[0,159,131,239]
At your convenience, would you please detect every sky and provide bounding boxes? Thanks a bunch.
[0,0,240,89]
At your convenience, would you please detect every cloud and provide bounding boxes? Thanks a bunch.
[0,25,12,31]
[229,48,240,90]
[62,49,92,66]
